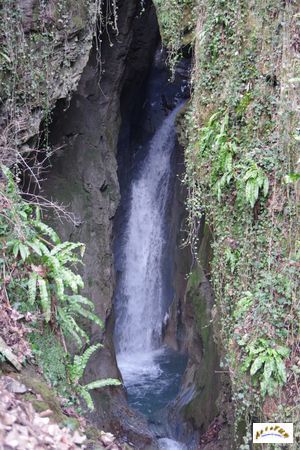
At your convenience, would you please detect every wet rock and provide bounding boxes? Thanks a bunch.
[41,1,160,448]
[2,0,95,166]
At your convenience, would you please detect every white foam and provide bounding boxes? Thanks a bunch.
[115,106,182,359]
[158,438,187,450]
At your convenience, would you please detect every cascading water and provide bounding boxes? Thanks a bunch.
[115,104,179,354]
[114,48,192,449]
[115,104,187,449]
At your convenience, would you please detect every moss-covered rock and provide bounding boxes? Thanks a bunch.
[174,224,221,431]
[155,0,299,446]
[0,0,97,165]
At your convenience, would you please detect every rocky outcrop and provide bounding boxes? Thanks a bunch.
[163,219,224,445]
[40,0,159,446]
[178,224,220,433]
[0,0,98,165]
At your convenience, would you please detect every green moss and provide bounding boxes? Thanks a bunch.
[157,0,299,444]
[29,329,68,392]
[13,368,80,430]
[183,259,219,429]
[153,0,196,73]
[17,368,66,423]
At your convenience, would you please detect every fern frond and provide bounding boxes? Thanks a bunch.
[80,388,94,410]
[47,255,61,273]
[79,344,102,380]
[50,241,82,255]
[19,243,30,261]
[60,268,84,293]
[31,220,60,245]
[85,378,121,390]
[37,278,51,322]
[263,176,269,197]
[70,344,102,383]
[69,304,103,329]
[28,272,37,304]
[57,309,85,346]
[68,295,95,310]
[55,277,64,301]
[27,240,43,256]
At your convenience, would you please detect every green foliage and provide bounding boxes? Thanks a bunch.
[69,344,103,384]
[77,378,121,411]
[233,292,253,320]
[190,110,270,207]
[0,0,116,167]
[68,344,121,411]
[243,163,269,208]
[30,330,67,389]
[0,167,121,408]
[153,0,196,74]
[179,0,299,442]
[1,166,102,346]
[240,339,289,397]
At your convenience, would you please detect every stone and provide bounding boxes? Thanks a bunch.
[0,338,22,372]
[0,412,17,426]
[40,0,160,447]
[4,378,27,394]
[100,431,115,446]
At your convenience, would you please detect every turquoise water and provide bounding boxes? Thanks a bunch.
[123,347,187,419]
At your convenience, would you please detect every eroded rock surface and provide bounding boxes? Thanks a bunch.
[40,0,159,446]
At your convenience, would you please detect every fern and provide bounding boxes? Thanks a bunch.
[68,302,103,329]
[68,344,121,411]
[38,278,51,322]
[31,219,60,245]
[27,240,43,256]
[28,273,37,304]
[80,378,121,410]
[241,339,289,397]
[51,241,85,261]
[243,163,269,207]
[1,167,116,405]
[70,344,102,383]
[55,277,64,301]
[57,310,89,347]
[80,389,94,410]
[85,378,121,390]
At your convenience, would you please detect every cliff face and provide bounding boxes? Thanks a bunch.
[1,0,160,446]
[41,1,160,446]
[1,0,298,448]
[45,0,155,382]
[0,0,98,165]
[155,0,299,446]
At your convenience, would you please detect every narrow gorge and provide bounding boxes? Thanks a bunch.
[40,9,219,446]
[0,1,298,450]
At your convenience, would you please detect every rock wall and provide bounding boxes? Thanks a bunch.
[155,0,299,447]
[164,215,227,446]
[40,0,160,446]
[0,0,98,165]
[1,0,235,447]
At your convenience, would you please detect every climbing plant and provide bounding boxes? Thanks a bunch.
[153,0,196,75]
[156,0,299,446]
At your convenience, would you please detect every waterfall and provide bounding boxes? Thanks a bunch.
[114,104,181,386]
